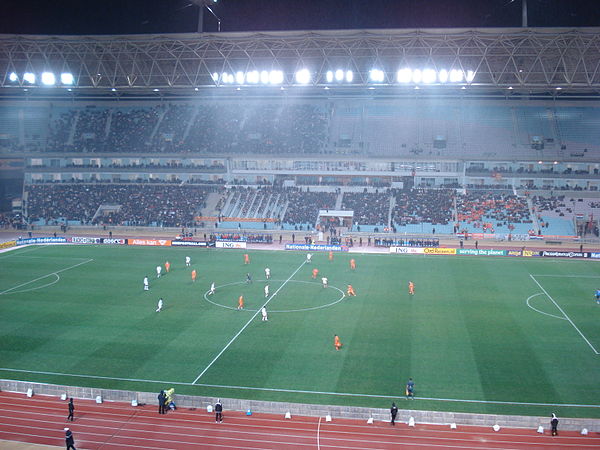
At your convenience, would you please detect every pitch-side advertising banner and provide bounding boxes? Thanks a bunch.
[216,241,247,249]
[389,247,425,254]
[285,243,348,252]
[457,249,507,256]
[129,238,172,246]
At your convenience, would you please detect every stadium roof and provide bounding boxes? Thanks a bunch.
[1,27,600,98]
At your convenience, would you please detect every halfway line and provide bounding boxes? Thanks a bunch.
[0,258,94,296]
[529,274,599,354]
[192,259,307,384]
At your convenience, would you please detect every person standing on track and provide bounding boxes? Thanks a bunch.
[390,402,398,425]
[66,398,74,422]
[65,428,76,450]
[551,413,559,436]
[158,390,166,414]
[215,399,223,423]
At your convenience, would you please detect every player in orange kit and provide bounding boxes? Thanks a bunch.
[244,254,250,265]
[312,267,319,279]
[408,281,415,295]
[350,258,356,270]
[329,251,334,261]
[237,295,244,310]
[165,261,170,273]
[347,284,356,296]
[191,269,197,282]
[334,335,342,351]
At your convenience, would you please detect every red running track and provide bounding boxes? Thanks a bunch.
[0,392,598,449]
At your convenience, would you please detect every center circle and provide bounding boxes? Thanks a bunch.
[203,279,346,313]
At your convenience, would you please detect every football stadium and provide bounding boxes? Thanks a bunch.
[1,0,600,448]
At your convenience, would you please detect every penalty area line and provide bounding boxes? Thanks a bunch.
[191,259,308,384]
[1,367,599,409]
[0,258,94,296]
[529,274,599,355]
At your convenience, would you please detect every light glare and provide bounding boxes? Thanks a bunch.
[335,69,344,82]
[41,72,55,85]
[9,72,18,82]
[345,70,353,83]
[23,72,36,84]
[438,69,448,83]
[397,68,411,83]
[422,69,436,84]
[412,69,422,83]
[295,68,311,84]
[450,69,463,82]
[60,73,74,85]
[326,70,333,83]
[235,71,245,84]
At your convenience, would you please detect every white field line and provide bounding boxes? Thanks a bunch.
[530,274,600,278]
[1,368,600,409]
[525,293,567,321]
[529,274,599,355]
[0,258,94,296]
[192,259,307,384]
[0,245,47,259]
[317,416,322,450]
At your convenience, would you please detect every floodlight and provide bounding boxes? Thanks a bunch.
[397,68,411,83]
[246,70,259,84]
[450,69,463,82]
[295,68,311,84]
[411,69,422,83]
[269,70,283,84]
[60,73,74,85]
[211,72,219,81]
[8,72,18,82]
[326,70,334,83]
[235,71,245,84]
[438,69,448,83]
[345,70,353,82]
[41,72,56,85]
[260,70,270,84]
[111,88,117,92]
[23,72,36,84]
[466,70,475,83]
[369,69,384,83]
[422,69,436,84]
[335,69,344,82]
[153,88,160,92]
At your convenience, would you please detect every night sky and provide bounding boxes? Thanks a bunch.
[1,0,599,35]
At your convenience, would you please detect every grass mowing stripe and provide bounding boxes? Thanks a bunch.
[2,367,600,409]
[529,274,599,355]
[0,258,94,296]
[192,259,308,384]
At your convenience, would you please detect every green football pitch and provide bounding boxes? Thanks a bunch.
[0,244,599,418]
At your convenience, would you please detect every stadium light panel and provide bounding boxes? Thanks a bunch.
[335,69,344,82]
[9,72,18,82]
[397,68,412,83]
[411,69,422,83]
[153,88,159,92]
[326,70,334,83]
[466,70,475,83]
[450,69,463,82]
[23,72,36,84]
[438,69,448,83]
[345,70,353,83]
[369,69,385,83]
[111,88,117,92]
[269,70,283,84]
[422,69,436,84]
[295,69,311,84]
[41,72,56,85]
[260,70,270,84]
[235,71,245,84]
[246,70,259,84]
[60,73,74,85]
[211,72,219,82]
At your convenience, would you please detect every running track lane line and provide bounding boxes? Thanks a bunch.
[0,258,94,296]
[529,274,599,354]
[192,259,307,384]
